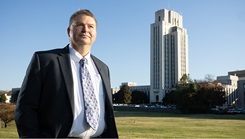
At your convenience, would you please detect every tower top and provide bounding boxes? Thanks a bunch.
[154,9,183,27]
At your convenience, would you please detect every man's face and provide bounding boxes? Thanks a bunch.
[68,15,97,47]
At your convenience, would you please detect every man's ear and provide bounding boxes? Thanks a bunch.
[67,27,71,37]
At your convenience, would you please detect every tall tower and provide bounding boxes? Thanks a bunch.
[150,9,189,103]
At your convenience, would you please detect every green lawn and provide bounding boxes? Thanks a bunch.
[1,111,245,138]
[115,111,245,138]
[0,121,18,138]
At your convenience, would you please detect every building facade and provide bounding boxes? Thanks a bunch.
[150,9,189,103]
[120,82,137,88]
[129,85,150,98]
[216,75,239,107]
[228,70,245,108]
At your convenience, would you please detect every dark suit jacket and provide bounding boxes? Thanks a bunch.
[14,45,118,138]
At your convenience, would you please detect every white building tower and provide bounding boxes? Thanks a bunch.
[150,9,189,103]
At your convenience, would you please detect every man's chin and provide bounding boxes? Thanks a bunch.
[77,41,92,46]
[79,38,90,43]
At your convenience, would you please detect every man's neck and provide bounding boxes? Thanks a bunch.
[71,44,91,57]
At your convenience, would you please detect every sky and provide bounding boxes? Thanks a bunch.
[0,0,245,91]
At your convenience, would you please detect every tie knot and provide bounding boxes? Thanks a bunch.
[79,58,87,67]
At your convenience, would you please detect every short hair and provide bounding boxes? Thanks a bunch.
[69,9,97,26]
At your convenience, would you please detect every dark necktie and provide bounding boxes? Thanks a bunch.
[79,58,99,130]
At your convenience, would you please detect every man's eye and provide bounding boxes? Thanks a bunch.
[76,24,83,27]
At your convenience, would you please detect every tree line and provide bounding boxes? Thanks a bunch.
[113,85,149,104]
[113,74,226,114]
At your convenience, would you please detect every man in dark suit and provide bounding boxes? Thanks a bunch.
[14,9,118,138]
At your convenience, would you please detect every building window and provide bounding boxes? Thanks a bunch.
[159,16,161,21]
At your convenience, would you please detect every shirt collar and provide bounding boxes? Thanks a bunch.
[69,44,91,64]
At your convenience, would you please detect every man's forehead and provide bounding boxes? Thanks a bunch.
[74,15,96,23]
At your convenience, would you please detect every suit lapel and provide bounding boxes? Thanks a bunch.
[57,46,74,114]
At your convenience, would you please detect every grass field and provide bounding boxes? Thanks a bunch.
[115,111,245,138]
[1,111,245,138]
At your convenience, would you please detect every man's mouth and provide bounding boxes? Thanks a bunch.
[80,35,90,38]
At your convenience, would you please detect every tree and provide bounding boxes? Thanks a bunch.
[131,90,148,104]
[179,74,192,84]
[204,74,215,82]
[174,82,199,113]
[166,81,226,114]
[198,81,226,107]
[113,85,132,104]
[0,90,8,103]
[0,104,16,128]
[113,89,123,104]
[163,90,177,107]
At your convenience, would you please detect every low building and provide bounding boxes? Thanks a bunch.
[217,75,238,107]
[216,70,245,108]
[228,70,245,108]
[129,85,150,98]
[120,82,137,88]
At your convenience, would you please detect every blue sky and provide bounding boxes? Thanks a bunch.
[0,0,244,90]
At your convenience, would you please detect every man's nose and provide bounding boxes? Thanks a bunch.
[82,25,88,33]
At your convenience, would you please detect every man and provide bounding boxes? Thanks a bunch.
[14,9,118,138]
